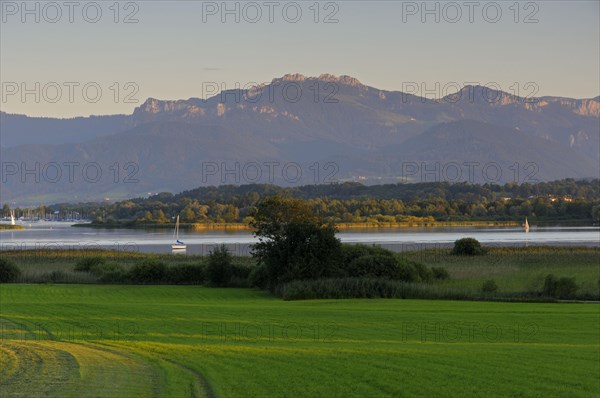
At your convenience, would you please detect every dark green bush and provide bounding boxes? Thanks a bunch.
[128,259,168,284]
[340,244,372,263]
[168,263,206,285]
[543,274,578,299]
[341,244,394,264]
[277,278,472,300]
[431,267,450,280]
[412,261,433,283]
[482,280,499,292]
[49,270,68,283]
[346,254,400,279]
[452,238,485,256]
[207,245,233,287]
[97,264,127,284]
[229,263,252,280]
[0,258,21,283]
[249,264,269,288]
[396,259,420,283]
[74,256,106,272]
[87,262,121,277]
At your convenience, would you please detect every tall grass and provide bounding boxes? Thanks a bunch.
[276,278,600,301]
[277,278,473,300]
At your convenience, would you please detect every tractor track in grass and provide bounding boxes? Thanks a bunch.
[0,339,161,397]
[0,341,81,397]
[162,357,216,398]
[97,341,216,398]
[0,313,215,398]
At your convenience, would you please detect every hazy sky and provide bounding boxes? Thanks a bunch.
[1,0,599,117]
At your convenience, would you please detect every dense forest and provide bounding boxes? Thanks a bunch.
[5,179,600,226]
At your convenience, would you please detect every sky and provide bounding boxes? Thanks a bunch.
[1,0,599,117]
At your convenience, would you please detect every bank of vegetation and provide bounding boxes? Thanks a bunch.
[2,195,599,302]
[9,179,598,227]
[0,224,24,230]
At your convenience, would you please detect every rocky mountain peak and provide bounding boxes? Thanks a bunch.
[271,73,364,88]
[275,73,307,82]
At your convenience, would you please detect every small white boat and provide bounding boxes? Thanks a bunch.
[171,215,187,250]
[10,210,15,225]
[524,217,530,233]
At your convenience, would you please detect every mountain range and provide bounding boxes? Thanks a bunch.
[1,74,599,204]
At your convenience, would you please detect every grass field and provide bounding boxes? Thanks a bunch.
[1,285,599,397]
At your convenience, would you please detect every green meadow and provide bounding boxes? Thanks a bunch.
[1,285,599,397]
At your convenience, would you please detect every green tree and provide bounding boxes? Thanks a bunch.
[207,245,233,287]
[2,203,11,217]
[592,204,600,223]
[182,207,196,223]
[250,195,342,288]
[250,195,320,237]
[154,210,169,224]
[143,211,154,222]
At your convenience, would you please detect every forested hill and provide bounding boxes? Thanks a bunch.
[170,179,600,203]
[34,179,600,225]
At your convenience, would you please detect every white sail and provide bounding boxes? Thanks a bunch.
[172,215,187,250]
[10,210,15,225]
[524,217,529,233]
[173,215,180,239]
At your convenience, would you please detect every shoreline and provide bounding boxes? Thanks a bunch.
[0,225,25,230]
[72,220,523,230]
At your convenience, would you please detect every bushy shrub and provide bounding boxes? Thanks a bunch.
[207,245,233,287]
[431,267,450,280]
[413,261,433,283]
[543,274,578,299]
[277,278,472,301]
[128,259,168,284]
[340,244,437,283]
[452,238,485,256]
[396,257,433,282]
[229,263,252,285]
[93,262,127,283]
[0,258,21,283]
[396,259,423,283]
[346,254,399,279]
[74,256,106,272]
[482,280,498,292]
[249,264,269,288]
[86,261,120,277]
[341,244,394,264]
[340,244,371,263]
[49,270,68,283]
[168,263,206,285]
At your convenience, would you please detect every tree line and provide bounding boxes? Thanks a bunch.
[5,179,599,225]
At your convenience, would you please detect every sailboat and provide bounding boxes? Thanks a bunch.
[524,217,530,233]
[10,210,15,226]
[171,215,187,250]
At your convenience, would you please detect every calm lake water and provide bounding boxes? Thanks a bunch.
[1,222,598,255]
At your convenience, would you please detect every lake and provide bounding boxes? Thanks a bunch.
[1,222,598,255]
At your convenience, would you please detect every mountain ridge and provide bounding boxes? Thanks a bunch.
[1,73,599,204]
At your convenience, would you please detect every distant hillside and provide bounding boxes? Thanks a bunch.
[0,112,130,147]
[385,120,598,182]
[1,74,598,204]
